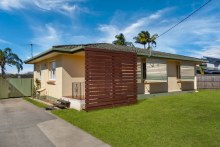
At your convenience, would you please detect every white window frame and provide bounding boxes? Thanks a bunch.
[50,61,56,80]
[38,64,42,80]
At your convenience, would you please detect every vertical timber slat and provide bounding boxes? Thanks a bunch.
[85,48,137,111]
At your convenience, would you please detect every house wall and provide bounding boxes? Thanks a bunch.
[33,52,197,99]
[61,53,85,97]
[33,53,85,99]
[180,61,196,91]
[167,61,181,92]
[137,58,197,94]
[34,55,63,99]
[143,58,168,94]
[148,83,168,93]
[137,57,145,94]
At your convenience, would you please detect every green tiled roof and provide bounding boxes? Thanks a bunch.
[25,43,205,63]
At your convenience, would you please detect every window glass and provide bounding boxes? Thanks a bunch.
[146,59,167,81]
[136,59,142,83]
[180,63,194,80]
[143,63,146,80]
[50,61,56,80]
[38,64,42,80]
[176,64,181,79]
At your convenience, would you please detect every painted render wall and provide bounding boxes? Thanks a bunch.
[33,53,197,99]
[137,57,197,94]
[137,58,145,94]
[34,55,63,99]
[34,53,85,99]
[179,61,196,91]
[61,53,85,97]
[167,61,181,92]
[137,57,169,94]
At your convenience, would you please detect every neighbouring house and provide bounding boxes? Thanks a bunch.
[199,56,220,74]
[25,43,204,111]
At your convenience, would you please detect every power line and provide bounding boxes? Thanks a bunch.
[157,0,212,38]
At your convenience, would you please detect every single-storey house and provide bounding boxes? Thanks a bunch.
[25,43,204,111]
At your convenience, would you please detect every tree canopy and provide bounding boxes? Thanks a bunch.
[0,48,23,78]
[133,31,158,49]
[112,33,134,46]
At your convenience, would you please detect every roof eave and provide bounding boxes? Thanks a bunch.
[24,46,85,64]
[24,49,53,64]
[137,53,205,63]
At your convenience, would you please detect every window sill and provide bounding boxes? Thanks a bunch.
[177,79,194,82]
[36,88,46,92]
[144,80,167,84]
[47,80,56,85]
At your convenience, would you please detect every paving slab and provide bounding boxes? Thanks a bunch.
[38,116,110,147]
[0,98,110,147]
[0,98,55,147]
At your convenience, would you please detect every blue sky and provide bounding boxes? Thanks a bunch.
[0,0,219,73]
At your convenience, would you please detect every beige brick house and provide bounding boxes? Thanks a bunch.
[25,43,204,111]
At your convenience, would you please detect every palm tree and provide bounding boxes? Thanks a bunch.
[0,48,23,78]
[112,33,129,46]
[133,31,158,49]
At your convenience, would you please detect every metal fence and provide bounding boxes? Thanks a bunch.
[0,78,33,99]
[197,75,220,89]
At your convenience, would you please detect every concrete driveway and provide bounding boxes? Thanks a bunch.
[0,98,109,147]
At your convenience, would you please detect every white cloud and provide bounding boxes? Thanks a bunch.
[31,24,61,53]
[98,25,119,43]
[123,8,173,36]
[0,38,12,44]
[155,15,220,55]
[34,0,84,15]
[0,0,88,16]
[30,23,96,56]
[97,8,175,52]
[190,46,220,59]
[61,4,78,13]
[97,4,220,57]
[98,8,172,40]
[0,0,25,10]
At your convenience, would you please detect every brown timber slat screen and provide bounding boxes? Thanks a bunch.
[197,75,220,89]
[85,48,137,111]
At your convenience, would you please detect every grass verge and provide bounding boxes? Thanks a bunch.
[52,90,220,147]
[23,97,49,108]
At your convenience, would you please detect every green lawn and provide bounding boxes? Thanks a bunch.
[52,90,220,147]
[23,97,49,108]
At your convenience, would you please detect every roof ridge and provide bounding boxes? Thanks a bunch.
[53,43,108,48]
[25,42,205,64]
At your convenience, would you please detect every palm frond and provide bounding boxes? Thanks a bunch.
[0,48,23,76]
[113,33,128,46]
[151,40,157,47]
[134,31,158,49]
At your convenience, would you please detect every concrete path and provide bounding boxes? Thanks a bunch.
[0,98,109,147]
[38,118,109,147]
